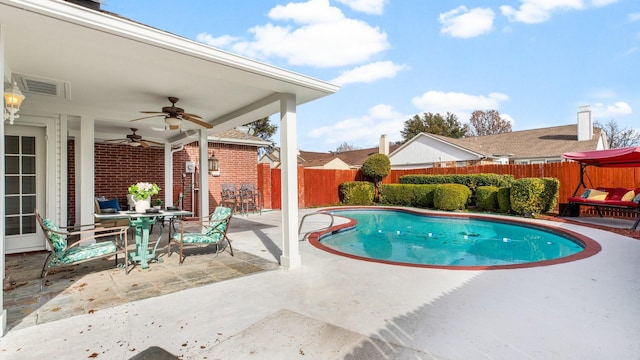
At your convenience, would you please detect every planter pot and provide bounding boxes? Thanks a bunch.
[135,198,151,213]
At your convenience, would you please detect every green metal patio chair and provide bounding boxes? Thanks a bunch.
[168,206,233,264]
[35,209,129,286]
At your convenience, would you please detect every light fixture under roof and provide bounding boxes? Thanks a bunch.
[4,82,26,125]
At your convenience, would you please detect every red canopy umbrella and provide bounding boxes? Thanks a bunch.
[563,146,640,167]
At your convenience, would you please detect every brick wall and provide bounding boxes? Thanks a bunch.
[68,140,260,224]
[172,142,259,214]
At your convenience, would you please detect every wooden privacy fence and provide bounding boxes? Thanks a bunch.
[260,162,640,217]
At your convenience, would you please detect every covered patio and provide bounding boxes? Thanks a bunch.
[0,0,338,335]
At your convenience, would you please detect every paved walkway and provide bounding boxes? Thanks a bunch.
[1,209,639,359]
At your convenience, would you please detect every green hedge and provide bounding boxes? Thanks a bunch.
[476,186,499,211]
[339,181,375,205]
[497,187,511,213]
[399,173,514,191]
[379,184,438,208]
[433,184,471,211]
[540,177,560,213]
[510,178,546,216]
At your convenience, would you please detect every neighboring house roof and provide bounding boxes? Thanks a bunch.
[428,125,606,160]
[297,144,401,168]
[390,125,607,166]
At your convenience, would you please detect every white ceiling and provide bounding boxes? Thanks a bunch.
[1,0,338,145]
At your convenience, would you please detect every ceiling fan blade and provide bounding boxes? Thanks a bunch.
[144,139,165,146]
[130,114,167,122]
[104,139,127,143]
[183,112,203,119]
[183,115,213,129]
[138,140,151,148]
[140,111,167,114]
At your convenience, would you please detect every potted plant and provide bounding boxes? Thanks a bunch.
[151,198,163,209]
[128,182,161,213]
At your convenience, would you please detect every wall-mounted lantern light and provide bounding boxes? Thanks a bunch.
[208,152,220,177]
[4,82,26,125]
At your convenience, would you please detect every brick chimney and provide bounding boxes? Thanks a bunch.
[577,105,592,141]
[379,134,389,155]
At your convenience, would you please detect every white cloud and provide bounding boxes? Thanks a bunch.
[269,0,344,24]
[330,61,409,86]
[412,91,510,122]
[591,0,617,7]
[500,0,584,24]
[629,12,640,22]
[439,6,495,38]
[196,33,242,48]
[335,0,387,15]
[197,0,389,68]
[591,101,633,119]
[308,104,405,147]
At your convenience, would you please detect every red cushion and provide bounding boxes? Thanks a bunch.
[606,188,632,201]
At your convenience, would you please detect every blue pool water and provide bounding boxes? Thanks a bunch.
[320,209,585,267]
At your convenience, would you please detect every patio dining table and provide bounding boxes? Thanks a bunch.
[94,209,192,269]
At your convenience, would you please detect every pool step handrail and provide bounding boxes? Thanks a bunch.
[298,211,334,241]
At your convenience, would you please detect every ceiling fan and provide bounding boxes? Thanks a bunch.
[104,128,164,148]
[130,96,213,130]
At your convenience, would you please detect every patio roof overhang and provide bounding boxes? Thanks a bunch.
[0,0,338,142]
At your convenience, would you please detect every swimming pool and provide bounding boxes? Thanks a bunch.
[308,208,601,270]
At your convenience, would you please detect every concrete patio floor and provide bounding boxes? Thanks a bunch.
[1,209,639,359]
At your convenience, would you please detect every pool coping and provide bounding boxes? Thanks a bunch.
[306,206,602,270]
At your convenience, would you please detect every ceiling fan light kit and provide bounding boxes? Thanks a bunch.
[130,96,213,130]
[104,128,164,148]
[165,115,182,126]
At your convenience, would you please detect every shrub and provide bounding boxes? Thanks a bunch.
[399,173,514,190]
[510,178,546,216]
[379,184,438,208]
[476,186,499,211]
[497,187,511,213]
[361,154,391,198]
[433,184,471,211]
[540,177,560,213]
[339,181,375,205]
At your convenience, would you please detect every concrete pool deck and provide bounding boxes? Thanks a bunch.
[1,209,639,359]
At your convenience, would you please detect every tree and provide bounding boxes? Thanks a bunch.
[246,117,277,142]
[400,112,469,143]
[595,119,640,148]
[335,142,358,153]
[469,110,512,136]
[361,153,391,202]
[246,117,277,157]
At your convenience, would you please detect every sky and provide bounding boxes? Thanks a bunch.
[103,0,639,152]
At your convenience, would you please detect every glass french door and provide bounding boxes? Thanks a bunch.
[5,125,46,253]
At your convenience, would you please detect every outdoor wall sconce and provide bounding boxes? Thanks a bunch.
[208,152,220,177]
[4,82,26,125]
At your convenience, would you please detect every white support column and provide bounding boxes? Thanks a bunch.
[1,24,8,335]
[199,130,209,218]
[78,116,95,228]
[164,143,173,207]
[279,93,301,269]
